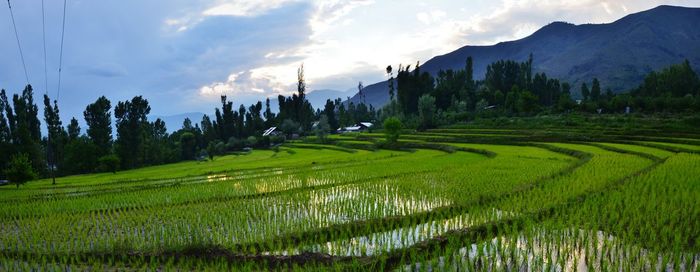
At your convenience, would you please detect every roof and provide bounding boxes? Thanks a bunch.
[359,122,373,128]
[262,127,277,136]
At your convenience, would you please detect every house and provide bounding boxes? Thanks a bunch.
[358,122,374,129]
[262,127,281,137]
[338,126,362,133]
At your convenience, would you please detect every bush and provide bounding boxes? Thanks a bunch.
[5,153,36,188]
[98,154,120,174]
[383,117,403,143]
[246,136,258,147]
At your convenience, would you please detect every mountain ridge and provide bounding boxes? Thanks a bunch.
[347,5,700,108]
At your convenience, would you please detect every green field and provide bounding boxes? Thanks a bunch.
[1,129,699,271]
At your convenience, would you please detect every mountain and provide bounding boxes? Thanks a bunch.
[151,112,205,132]
[306,89,353,110]
[348,5,700,108]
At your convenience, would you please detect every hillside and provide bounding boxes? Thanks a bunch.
[348,5,700,108]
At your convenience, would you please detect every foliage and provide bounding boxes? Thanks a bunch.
[383,117,403,143]
[84,96,112,157]
[314,115,331,143]
[98,154,121,174]
[417,94,436,130]
[280,119,300,137]
[4,153,36,188]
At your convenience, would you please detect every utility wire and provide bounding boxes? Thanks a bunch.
[56,0,67,101]
[6,0,30,85]
[42,0,48,95]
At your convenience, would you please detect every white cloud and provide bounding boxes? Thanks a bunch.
[445,0,694,46]
[416,10,446,25]
[199,69,293,98]
[309,0,375,36]
[195,0,700,104]
[202,0,295,17]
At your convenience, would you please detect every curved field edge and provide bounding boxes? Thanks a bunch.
[0,133,697,271]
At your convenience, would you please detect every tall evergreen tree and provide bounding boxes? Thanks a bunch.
[114,96,151,169]
[84,96,113,156]
[264,98,275,127]
[591,78,601,102]
[0,90,10,143]
[11,85,43,173]
[67,118,80,140]
[200,114,217,146]
[43,95,65,184]
[323,99,339,131]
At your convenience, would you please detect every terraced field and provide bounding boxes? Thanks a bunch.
[1,129,699,270]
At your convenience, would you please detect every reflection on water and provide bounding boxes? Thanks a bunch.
[403,228,700,272]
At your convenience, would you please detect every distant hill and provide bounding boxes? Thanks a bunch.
[306,89,353,110]
[348,5,700,108]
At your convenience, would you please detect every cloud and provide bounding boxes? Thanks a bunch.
[74,62,128,78]
[202,0,296,17]
[446,0,697,46]
[198,69,292,97]
[194,0,377,102]
[416,10,446,25]
[2,0,699,120]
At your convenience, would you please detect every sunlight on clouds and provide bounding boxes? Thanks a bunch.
[202,0,294,17]
[309,0,375,37]
[199,69,292,98]
[195,0,699,102]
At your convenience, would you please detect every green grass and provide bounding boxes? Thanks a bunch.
[1,129,698,271]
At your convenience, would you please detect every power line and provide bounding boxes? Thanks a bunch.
[6,0,30,85]
[56,0,67,101]
[42,0,48,95]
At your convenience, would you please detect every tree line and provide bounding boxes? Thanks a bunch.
[2,58,698,185]
[376,56,700,129]
[0,65,338,185]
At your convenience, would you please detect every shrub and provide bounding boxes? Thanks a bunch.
[383,117,403,143]
[5,153,36,188]
[98,154,121,174]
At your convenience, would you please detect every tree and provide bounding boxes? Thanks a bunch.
[314,115,331,143]
[383,117,402,144]
[323,99,339,131]
[591,78,601,102]
[417,94,436,129]
[280,119,300,137]
[216,96,236,141]
[200,114,218,147]
[114,96,151,169]
[206,140,224,160]
[67,118,80,140]
[84,96,112,157]
[581,83,590,101]
[179,132,197,160]
[98,154,120,174]
[62,136,99,174]
[0,89,10,143]
[387,65,395,101]
[263,98,276,127]
[5,153,36,188]
[43,95,65,185]
[11,85,44,174]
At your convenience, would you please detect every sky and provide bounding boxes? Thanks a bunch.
[1,0,699,122]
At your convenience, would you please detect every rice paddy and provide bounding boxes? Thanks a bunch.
[1,128,698,271]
